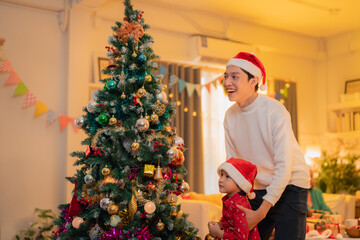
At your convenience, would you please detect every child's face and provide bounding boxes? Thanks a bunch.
[218,169,240,196]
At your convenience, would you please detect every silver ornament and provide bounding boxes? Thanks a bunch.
[84,174,94,184]
[156,91,168,103]
[86,100,97,113]
[135,118,150,131]
[110,215,121,227]
[167,147,178,160]
[174,136,184,147]
[100,197,111,210]
[74,117,85,128]
[180,181,190,193]
[89,224,104,240]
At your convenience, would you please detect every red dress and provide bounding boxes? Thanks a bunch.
[220,192,260,240]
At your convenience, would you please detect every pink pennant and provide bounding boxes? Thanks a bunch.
[0,59,14,72]
[23,92,37,107]
[59,115,73,131]
[4,71,21,85]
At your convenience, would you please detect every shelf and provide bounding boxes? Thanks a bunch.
[327,102,360,114]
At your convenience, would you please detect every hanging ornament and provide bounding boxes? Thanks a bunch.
[156,220,165,231]
[110,215,121,227]
[102,167,110,176]
[109,115,117,126]
[89,223,104,240]
[164,125,172,132]
[100,197,111,210]
[108,204,119,215]
[174,136,184,149]
[167,147,178,160]
[167,193,178,204]
[205,234,216,240]
[107,58,118,71]
[121,92,126,99]
[153,100,166,116]
[84,174,94,184]
[156,91,168,103]
[86,100,97,113]
[144,201,156,214]
[150,113,159,123]
[98,114,109,125]
[154,164,163,180]
[74,117,85,128]
[128,194,138,218]
[138,52,146,63]
[179,181,190,193]
[144,74,152,82]
[72,217,84,229]
[132,51,137,58]
[106,80,117,90]
[131,141,140,151]
[118,209,130,225]
[143,164,155,177]
[136,87,146,98]
[135,118,149,131]
[147,182,156,191]
[172,150,184,166]
[145,114,151,121]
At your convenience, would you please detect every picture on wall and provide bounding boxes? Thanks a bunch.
[345,79,360,94]
[97,57,111,81]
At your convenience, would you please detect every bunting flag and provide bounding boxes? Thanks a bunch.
[72,120,79,133]
[178,78,186,93]
[205,82,211,93]
[0,59,14,72]
[34,101,49,117]
[4,71,21,85]
[23,92,37,107]
[195,84,202,96]
[185,82,195,97]
[59,115,73,131]
[169,75,177,88]
[13,82,29,96]
[47,109,58,126]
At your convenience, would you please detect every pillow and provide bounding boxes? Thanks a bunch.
[188,192,224,207]
[323,193,346,217]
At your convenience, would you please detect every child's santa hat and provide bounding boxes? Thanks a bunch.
[217,158,257,199]
[227,52,267,91]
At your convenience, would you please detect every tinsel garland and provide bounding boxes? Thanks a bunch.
[100,226,152,239]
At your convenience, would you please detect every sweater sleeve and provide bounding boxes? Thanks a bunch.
[263,108,294,205]
[222,209,249,240]
[224,111,240,160]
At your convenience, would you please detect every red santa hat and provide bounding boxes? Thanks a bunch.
[217,157,257,199]
[227,52,267,91]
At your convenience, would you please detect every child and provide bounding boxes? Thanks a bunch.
[207,158,260,240]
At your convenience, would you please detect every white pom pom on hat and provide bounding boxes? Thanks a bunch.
[227,52,267,91]
[217,158,257,199]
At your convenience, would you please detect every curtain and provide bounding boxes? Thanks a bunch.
[157,62,204,193]
[274,80,298,140]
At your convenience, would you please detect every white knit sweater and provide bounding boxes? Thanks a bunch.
[224,94,310,205]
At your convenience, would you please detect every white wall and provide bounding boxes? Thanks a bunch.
[1,0,351,238]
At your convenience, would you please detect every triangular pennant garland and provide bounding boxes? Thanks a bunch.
[169,75,178,88]
[23,92,37,107]
[71,119,79,133]
[185,82,196,97]
[59,115,73,131]
[13,82,29,96]
[0,59,14,72]
[205,82,211,93]
[159,65,167,75]
[5,71,21,85]
[178,78,186,94]
[47,109,59,126]
[195,84,202,96]
[34,101,49,117]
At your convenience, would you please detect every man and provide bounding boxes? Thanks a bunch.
[223,52,310,239]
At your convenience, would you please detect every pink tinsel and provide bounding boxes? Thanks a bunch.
[100,226,153,239]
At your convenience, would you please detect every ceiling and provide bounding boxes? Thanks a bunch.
[137,0,360,38]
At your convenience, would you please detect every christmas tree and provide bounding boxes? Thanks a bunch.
[53,1,199,239]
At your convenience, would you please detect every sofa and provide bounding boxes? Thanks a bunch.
[181,192,357,239]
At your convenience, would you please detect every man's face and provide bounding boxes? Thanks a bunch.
[223,65,256,103]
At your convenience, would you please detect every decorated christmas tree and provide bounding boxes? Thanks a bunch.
[53,1,199,239]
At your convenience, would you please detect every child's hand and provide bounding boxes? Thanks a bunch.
[208,221,223,238]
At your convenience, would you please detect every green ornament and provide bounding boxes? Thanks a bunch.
[98,114,109,125]
[106,80,116,90]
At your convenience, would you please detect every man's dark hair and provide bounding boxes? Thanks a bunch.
[241,68,259,92]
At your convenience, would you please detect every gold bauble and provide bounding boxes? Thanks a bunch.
[154,100,166,116]
[102,167,111,176]
[145,114,151,121]
[150,113,159,122]
[205,234,216,240]
[108,204,119,215]
[136,87,146,98]
[132,51,137,57]
[156,220,165,231]
[109,116,117,126]
[121,92,126,99]
[145,74,152,82]
[170,207,177,217]
[131,141,140,151]
[128,194,138,218]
